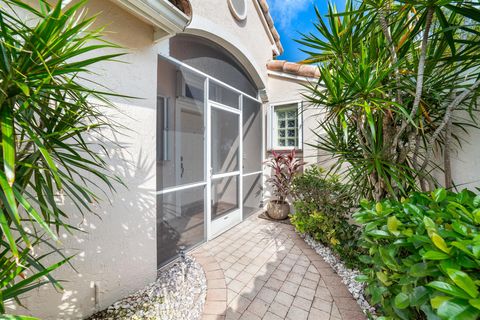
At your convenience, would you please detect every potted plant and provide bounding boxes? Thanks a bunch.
[265,149,304,220]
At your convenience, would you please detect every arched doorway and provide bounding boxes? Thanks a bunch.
[170,34,258,97]
[156,35,264,268]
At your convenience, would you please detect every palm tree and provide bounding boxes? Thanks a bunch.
[300,0,480,201]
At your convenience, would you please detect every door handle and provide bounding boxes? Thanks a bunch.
[180,156,184,178]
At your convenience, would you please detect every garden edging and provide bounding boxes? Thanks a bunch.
[191,249,228,320]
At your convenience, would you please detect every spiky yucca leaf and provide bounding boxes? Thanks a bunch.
[0,0,126,310]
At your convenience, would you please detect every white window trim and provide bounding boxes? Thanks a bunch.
[267,101,303,151]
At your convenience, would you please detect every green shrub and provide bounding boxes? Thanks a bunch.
[290,166,363,268]
[354,188,480,320]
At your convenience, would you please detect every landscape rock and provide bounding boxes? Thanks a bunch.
[88,255,206,320]
[302,233,377,316]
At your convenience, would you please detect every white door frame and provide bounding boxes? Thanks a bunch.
[207,97,243,239]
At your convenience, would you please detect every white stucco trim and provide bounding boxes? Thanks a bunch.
[267,70,318,84]
[242,170,263,177]
[114,0,189,35]
[267,100,304,151]
[185,16,267,91]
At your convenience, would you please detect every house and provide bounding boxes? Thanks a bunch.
[8,0,480,319]
[7,0,323,318]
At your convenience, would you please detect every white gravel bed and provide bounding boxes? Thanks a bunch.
[302,233,377,316]
[88,255,207,320]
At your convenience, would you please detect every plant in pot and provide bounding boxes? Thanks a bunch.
[265,149,305,220]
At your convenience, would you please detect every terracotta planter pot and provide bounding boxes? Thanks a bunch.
[267,200,290,220]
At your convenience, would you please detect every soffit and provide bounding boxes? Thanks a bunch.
[114,0,190,35]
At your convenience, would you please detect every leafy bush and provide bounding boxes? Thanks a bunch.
[354,188,480,319]
[290,166,363,268]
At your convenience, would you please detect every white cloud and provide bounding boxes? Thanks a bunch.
[268,0,312,30]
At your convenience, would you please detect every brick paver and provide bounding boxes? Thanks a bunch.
[193,214,366,320]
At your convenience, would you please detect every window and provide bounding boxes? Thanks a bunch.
[268,102,302,150]
[228,0,247,21]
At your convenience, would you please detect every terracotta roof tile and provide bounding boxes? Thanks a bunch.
[259,0,269,13]
[257,0,283,55]
[265,12,274,28]
[271,28,280,41]
[266,59,285,71]
[276,41,284,55]
[169,0,192,17]
[267,60,320,78]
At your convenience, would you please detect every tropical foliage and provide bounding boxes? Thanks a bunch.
[354,188,480,319]
[0,0,123,316]
[265,149,304,202]
[290,166,363,267]
[300,0,480,201]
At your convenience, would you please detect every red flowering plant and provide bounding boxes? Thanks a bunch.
[265,149,305,203]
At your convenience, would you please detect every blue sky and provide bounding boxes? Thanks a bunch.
[268,0,346,62]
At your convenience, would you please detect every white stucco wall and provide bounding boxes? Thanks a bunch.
[266,74,325,165]
[449,128,480,190]
[434,114,480,191]
[262,73,327,208]
[7,1,158,318]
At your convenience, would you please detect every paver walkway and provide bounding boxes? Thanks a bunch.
[192,214,366,320]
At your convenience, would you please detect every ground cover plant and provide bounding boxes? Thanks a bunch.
[0,1,123,317]
[291,166,363,268]
[301,0,480,201]
[354,188,480,319]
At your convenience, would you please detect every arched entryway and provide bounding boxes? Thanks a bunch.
[156,35,264,268]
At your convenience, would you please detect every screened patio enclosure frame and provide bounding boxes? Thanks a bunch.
[156,54,264,268]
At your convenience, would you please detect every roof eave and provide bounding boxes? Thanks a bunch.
[115,0,190,37]
[254,0,283,56]
[268,70,318,83]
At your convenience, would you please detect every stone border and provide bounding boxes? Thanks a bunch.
[191,248,227,320]
[303,234,375,315]
[86,256,206,320]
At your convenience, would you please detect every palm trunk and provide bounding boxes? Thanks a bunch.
[393,7,434,146]
[444,117,453,189]
[410,135,427,191]
[411,7,434,118]
[378,6,403,105]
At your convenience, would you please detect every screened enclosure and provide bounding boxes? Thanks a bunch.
[156,36,264,267]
